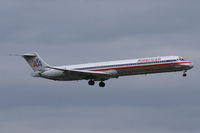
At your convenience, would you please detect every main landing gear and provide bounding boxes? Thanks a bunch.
[99,81,105,87]
[88,80,105,87]
[88,80,95,86]
[183,70,187,77]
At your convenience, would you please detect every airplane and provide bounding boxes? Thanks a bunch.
[13,52,193,87]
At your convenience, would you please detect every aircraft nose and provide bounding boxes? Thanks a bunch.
[189,62,194,69]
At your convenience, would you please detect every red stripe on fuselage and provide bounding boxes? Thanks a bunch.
[90,61,192,72]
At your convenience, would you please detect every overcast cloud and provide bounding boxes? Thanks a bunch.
[0,0,200,133]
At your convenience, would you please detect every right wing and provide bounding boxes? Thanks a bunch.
[46,66,113,81]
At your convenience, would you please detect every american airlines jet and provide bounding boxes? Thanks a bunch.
[14,52,193,87]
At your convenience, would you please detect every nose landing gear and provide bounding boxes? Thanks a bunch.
[183,71,187,77]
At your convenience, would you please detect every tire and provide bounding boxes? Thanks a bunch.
[88,80,95,85]
[99,81,105,87]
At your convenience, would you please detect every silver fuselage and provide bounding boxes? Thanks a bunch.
[39,56,193,81]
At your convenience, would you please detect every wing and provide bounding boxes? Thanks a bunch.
[46,66,113,81]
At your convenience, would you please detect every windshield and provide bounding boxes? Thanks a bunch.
[178,57,185,61]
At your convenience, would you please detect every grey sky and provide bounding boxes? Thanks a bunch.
[0,0,200,133]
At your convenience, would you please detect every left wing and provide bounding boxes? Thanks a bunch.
[46,66,113,81]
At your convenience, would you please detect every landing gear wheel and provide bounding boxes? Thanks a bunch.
[183,73,187,77]
[183,70,187,77]
[88,80,95,86]
[99,81,105,87]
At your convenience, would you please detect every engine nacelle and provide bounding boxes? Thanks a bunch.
[105,70,119,78]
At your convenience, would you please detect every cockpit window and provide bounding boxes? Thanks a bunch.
[178,57,185,61]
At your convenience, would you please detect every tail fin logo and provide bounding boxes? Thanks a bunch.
[33,58,42,67]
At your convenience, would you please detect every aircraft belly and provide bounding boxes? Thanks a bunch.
[117,64,184,76]
[57,74,84,81]
[45,75,82,81]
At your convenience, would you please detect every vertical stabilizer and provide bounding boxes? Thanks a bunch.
[21,52,49,72]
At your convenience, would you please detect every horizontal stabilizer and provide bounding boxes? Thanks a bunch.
[10,53,37,57]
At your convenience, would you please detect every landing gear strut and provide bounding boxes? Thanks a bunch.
[99,81,105,87]
[183,71,187,77]
[88,80,95,86]
[88,80,105,87]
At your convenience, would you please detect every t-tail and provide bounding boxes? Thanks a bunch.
[12,52,49,73]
